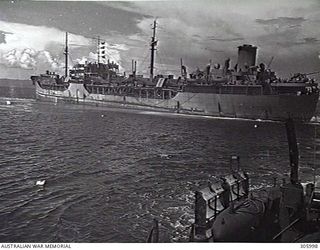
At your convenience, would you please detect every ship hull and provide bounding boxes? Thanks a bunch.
[35,82,319,122]
[316,98,320,116]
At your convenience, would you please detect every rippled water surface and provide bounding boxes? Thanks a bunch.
[0,80,318,242]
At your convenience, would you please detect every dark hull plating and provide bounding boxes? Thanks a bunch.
[34,82,319,122]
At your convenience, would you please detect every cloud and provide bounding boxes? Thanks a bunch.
[1,0,320,79]
[112,0,320,78]
[256,17,306,26]
[38,50,64,70]
[130,14,250,73]
[281,37,320,47]
[0,20,127,74]
[1,48,65,71]
[75,52,97,64]
[208,36,244,42]
[0,20,90,52]
[3,48,37,69]
[109,43,129,51]
[0,20,90,73]
[114,1,319,44]
[303,37,319,44]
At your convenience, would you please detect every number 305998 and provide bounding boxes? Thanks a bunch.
[301,244,318,248]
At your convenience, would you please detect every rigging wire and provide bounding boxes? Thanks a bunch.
[135,44,151,75]
[155,50,164,74]
[104,50,118,63]
[68,53,75,68]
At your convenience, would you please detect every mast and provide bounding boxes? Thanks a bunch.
[150,20,157,81]
[97,36,100,64]
[64,32,68,77]
[132,59,136,78]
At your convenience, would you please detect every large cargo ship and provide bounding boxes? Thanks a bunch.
[31,21,319,122]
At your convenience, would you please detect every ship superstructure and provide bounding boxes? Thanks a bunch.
[31,21,319,122]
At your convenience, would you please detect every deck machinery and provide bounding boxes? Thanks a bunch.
[147,120,320,242]
[190,120,320,242]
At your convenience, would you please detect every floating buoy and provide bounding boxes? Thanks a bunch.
[36,180,46,186]
[254,124,258,128]
[101,114,104,117]
[6,101,11,105]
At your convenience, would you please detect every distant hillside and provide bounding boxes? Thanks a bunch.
[0,78,33,88]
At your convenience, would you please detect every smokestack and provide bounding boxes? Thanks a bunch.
[237,44,257,71]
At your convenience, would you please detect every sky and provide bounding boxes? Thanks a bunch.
[0,0,320,79]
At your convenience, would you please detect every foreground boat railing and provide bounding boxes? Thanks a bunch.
[192,159,249,241]
[146,120,320,242]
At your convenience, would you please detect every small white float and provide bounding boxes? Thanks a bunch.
[35,180,46,186]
